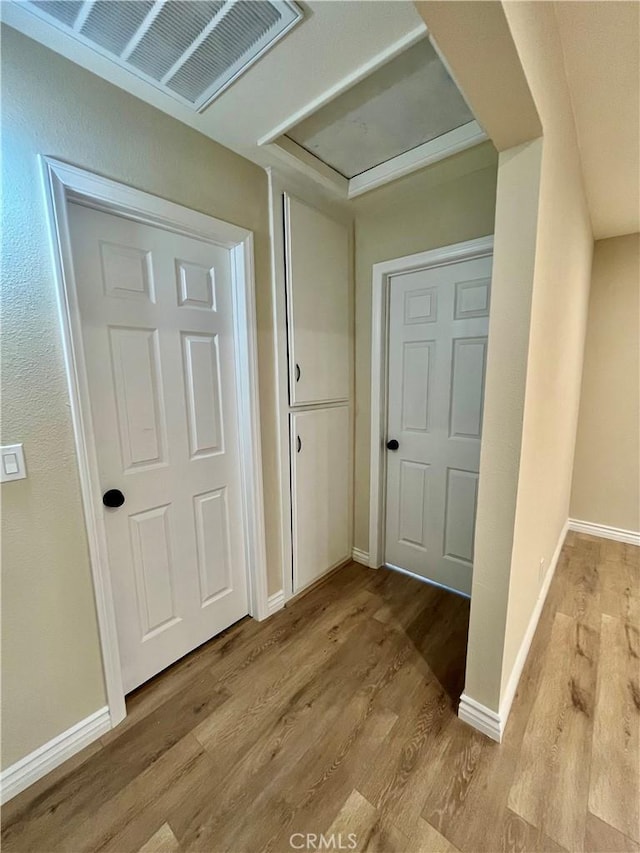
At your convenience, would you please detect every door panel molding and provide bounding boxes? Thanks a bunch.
[368,235,494,570]
[42,156,269,729]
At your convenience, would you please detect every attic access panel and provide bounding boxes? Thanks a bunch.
[25,0,303,111]
[286,38,475,179]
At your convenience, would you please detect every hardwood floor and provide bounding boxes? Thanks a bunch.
[2,532,638,853]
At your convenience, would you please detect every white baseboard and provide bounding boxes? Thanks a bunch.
[459,519,569,743]
[568,518,640,547]
[267,590,285,616]
[1,706,111,805]
[458,694,502,742]
[351,547,370,566]
[498,519,569,730]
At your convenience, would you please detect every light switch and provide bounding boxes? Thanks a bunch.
[3,454,18,475]
[0,444,27,483]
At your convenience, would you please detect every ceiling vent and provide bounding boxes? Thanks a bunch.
[25,0,303,111]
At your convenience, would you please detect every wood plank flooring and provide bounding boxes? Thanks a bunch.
[2,532,638,853]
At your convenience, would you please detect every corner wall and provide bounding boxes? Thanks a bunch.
[463,137,543,710]
[0,26,280,770]
[570,233,640,534]
[417,0,594,726]
[498,1,593,706]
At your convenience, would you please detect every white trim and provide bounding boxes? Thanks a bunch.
[368,236,495,569]
[458,695,502,742]
[267,590,286,615]
[0,707,110,805]
[568,518,640,547]
[351,547,370,567]
[230,233,270,621]
[267,170,295,604]
[347,121,486,199]
[459,519,569,743]
[41,157,269,728]
[498,519,569,729]
[265,122,486,204]
[266,137,349,198]
[257,25,427,146]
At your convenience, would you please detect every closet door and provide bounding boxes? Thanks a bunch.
[284,194,350,406]
[290,406,350,591]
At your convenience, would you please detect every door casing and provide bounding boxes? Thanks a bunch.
[368,236,494,573]
[42,156,269,728]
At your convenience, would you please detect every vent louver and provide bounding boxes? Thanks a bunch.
[26,0,303,111]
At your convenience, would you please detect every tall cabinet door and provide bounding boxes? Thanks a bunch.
[284,194,350,405]
[290,406,350,591]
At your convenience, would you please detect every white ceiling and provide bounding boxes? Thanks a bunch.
[286,37,473,179]
[5,0,636,231]
[554,1,640,239]
[2,0,428,184]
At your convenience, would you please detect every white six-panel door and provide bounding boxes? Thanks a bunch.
[67,202,249,692]
[384,255,492,595]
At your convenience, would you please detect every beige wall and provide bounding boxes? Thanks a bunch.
[416,0,594,716]
[351,142,498,553]
[464,137,544,709]
[497,1,594,702]
[0,26,282,769]
[415,0,541,152]
[570,234,640,532]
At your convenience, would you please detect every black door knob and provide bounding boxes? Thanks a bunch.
[386,439,399,451]
[103,488,125,508]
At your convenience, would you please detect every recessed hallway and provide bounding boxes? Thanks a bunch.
[2,532,638,853]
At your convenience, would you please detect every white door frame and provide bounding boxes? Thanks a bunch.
[368,235,494,570]
[41,156,269,727]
